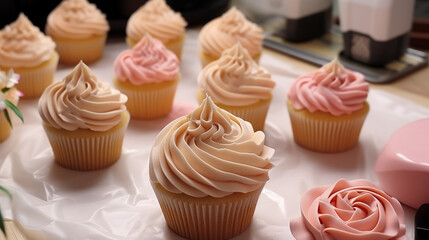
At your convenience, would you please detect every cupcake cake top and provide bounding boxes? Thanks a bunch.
[126,0,187,44]
[290,179,406,240]
[0,13,56,68]
[199,7,263,59]
[198,43,275,106]
[149,95,274,198]
[288,58,369,116]
[38,61,127,132]
[46,0,109,39]
[114,34,179,85]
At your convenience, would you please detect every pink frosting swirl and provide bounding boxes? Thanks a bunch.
[113,34,179,85]
[199,7,263,59]
[290,179,406,240]
[287,59,369,116]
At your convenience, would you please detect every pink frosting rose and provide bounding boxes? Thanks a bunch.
[290,179,406,240]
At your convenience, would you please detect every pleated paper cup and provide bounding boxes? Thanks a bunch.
[151,182,264,240]
[52,34,107,65]
[42,111,130,171]
[197,91,272,131]
[2,52,59,98]
[287,100,370,153]
[113,75,179,120]
[126,34,186,60]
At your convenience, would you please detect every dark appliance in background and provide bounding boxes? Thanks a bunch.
[0,0,230,36]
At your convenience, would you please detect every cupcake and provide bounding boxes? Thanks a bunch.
[290,179,407,240]
[46,0,109,65]
[149,96,274,240]
[197,42,275,131]
[113,34,180,119]
[126,0,187,59]
[287,58,369,153]
[0,69,23,142]
[198,7,263,67]
[38,61,129,171]
[0,13,58,98]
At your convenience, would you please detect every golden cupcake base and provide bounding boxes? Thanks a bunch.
[113,76,179,120]
[52,35,107,65]
[42,111,130,171]
[197,91,272,131]
[198,50,261,68]
[126,34,186,60]
[1,52,59,98]
[151,182,263,240]
[0,112,11,142]
[287,100,370,153]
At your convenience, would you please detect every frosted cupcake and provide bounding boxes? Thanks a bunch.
[0,13,58,98]
[198,7,263,67]
[287,58,369,153]
[150,96,274,240]
[46,0,109,65]
[113,34,180,119]
[197,43,275,131]
[0,69,23,142]
[290,179,406,240]
[38,61,129,171]
[126,0,187,59]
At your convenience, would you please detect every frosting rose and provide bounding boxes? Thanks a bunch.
[199,7,263,59]
[0,13,56,68]
[149,96,274,198]
[290,179,406,240]
[38,61,127,131]
[198,43,275,106]
[113,34,179,85]
[46,0,109,39]
[126,0,187,44]
[288,59,369,116]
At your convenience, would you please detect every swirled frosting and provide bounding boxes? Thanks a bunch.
[46,0,109,39]
[126,0,187,44]
[198,43,275,106]
[114,34,179,85]
[199,7,263,59]
[38,61,127,131]
[290,179,406,240]
[288,59,369,116]
[149,96,274,198]
[0,13,56,68]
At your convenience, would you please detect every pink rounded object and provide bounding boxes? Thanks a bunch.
[375,118,429,209]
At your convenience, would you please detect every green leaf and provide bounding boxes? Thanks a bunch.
[0,210,6,237]
[0,187,11,199]
[4,100,23,123]
[3,110,12,128]
[1,87,9,94]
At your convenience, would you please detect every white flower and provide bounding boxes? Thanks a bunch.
[6,69,20,88]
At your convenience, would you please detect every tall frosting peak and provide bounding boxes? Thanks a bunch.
[149,95,274,198]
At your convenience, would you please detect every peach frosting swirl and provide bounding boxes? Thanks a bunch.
[38,61,127,132]
[126,0,187,44]
[290,179,406,240]
[113,34,179,85]
[149,96,274,198]
[199,7,263,59]
[0,13,56,68]
[198,43,275,106]
[288,59,369,116]
[46,0,109,39]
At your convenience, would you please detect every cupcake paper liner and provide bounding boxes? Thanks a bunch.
[198,91,272,131]
[53,35,107,65]
[151,182,263,240]
[42,112,130,171]
[3,52,59,98]
[0,112,11,142]
[114,76,179,120]
[287,100,370,153]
